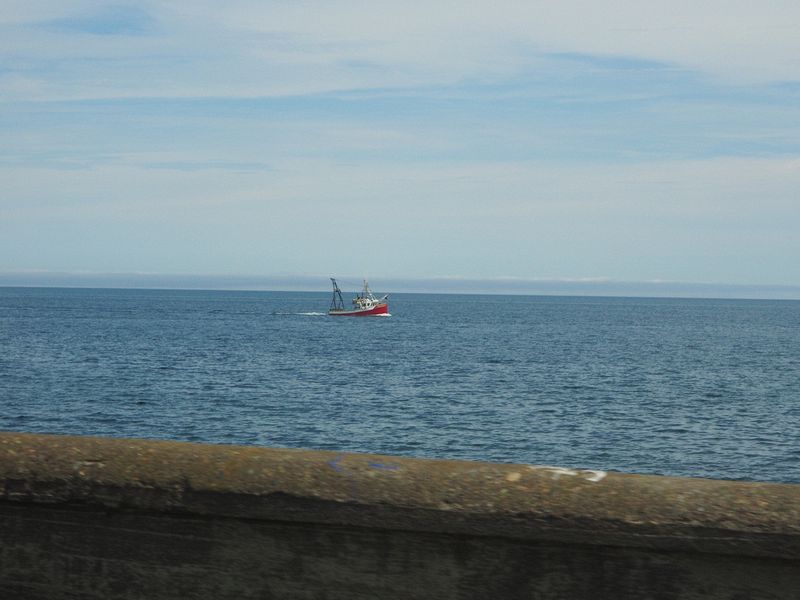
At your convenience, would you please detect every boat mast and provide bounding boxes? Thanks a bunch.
[330,278,345,311]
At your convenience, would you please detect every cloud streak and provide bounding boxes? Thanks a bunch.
[3,1,800,103]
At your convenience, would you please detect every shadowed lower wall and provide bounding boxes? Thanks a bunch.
[1,432,799,599]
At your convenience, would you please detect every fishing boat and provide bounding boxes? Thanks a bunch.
[328,278,390,316]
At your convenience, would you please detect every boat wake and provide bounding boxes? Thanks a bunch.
[272,311,326,316]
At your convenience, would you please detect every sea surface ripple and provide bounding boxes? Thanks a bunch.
[1,287,799,483]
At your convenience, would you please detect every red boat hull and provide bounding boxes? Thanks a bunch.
[328,302,389,317]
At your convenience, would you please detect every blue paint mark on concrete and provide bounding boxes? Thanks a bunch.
[328,455,346,473]
[368,461,400,471]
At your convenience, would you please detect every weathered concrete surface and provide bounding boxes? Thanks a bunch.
[1,431,800,599]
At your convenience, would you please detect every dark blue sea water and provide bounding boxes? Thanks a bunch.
[1,287,799,483]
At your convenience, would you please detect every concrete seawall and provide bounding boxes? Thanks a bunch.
[1,431,799,599]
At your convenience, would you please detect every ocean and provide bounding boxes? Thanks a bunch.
[1,286,799,483]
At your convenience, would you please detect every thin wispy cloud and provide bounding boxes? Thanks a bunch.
[43,5,156,36]
[4,1,800,101]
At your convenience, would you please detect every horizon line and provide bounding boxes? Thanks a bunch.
[1,271,799,301]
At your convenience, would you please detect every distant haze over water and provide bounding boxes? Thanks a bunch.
[1,272,799,300]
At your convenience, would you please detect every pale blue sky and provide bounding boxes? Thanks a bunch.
[2,1,799,295]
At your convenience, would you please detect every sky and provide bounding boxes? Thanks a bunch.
[1,1,799,296]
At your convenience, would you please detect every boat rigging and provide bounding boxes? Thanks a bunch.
[328,278,390,317]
